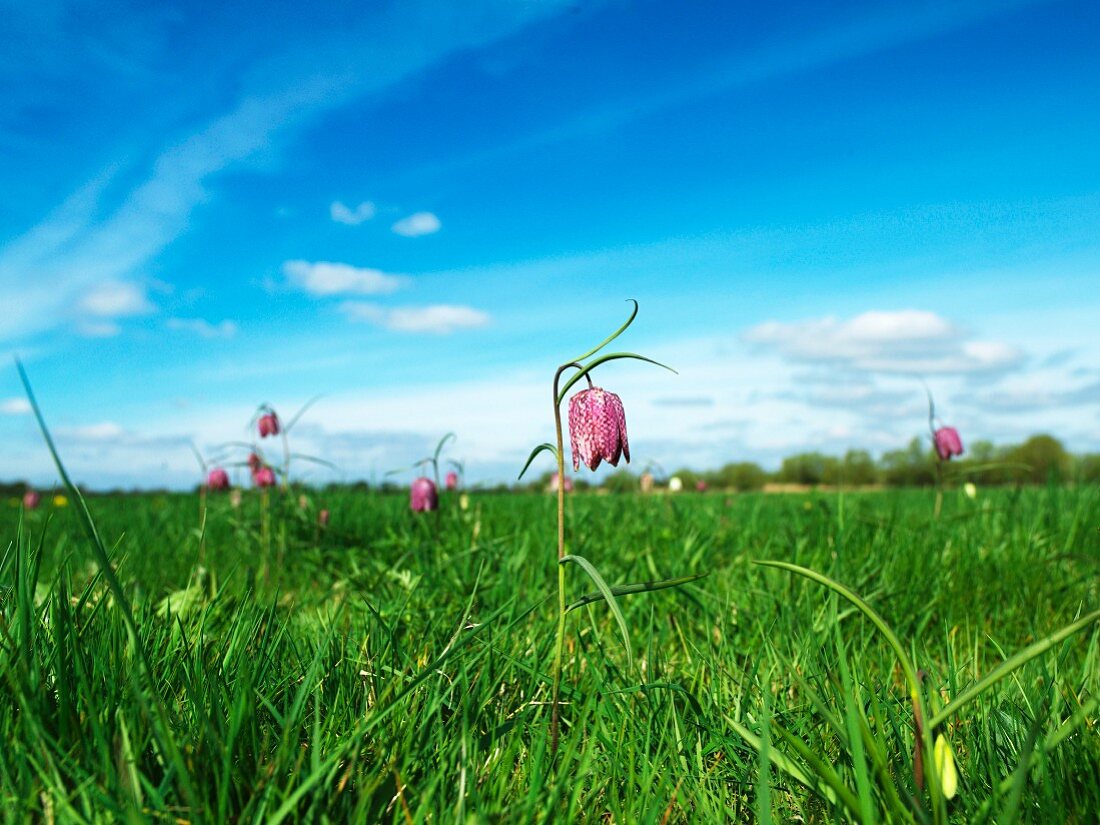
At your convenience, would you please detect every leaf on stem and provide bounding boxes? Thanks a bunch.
[560,554,633,669]
[518,443,558,480]
[556,352,677,404]
[570,298,639,364]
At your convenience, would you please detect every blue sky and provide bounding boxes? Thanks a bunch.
[2,0,1099,489]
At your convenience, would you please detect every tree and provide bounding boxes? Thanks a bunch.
[1007,435,1071,484]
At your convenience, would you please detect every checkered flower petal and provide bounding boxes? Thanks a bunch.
[568,387,630,472]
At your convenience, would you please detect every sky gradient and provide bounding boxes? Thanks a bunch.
[2,0,1099,489]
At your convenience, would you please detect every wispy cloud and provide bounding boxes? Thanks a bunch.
[79,280,155,318]
[283,260,405,296]
[330,200,376,225]
[1,398,31,415]
[0,2,574,344]
[167,317,238,339]
[392,211,441,237]
[55,422,127,441]
[340,302,490,334]
[742,310,1023,375]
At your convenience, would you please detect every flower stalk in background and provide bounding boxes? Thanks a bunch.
[519,300,702,755]
[926,389,963,518]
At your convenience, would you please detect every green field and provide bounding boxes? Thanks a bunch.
[2,484,1098,823]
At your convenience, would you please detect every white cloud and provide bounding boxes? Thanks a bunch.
[392,211,441,237]
[167,318,238,338]
[282,260,405,296]
[79,280,154,318]
[330,200,376,225]
[742,310,1022,374]
[76,320,122,338]
[56,422,127,441]
[340,302,490,334]
[1,397,31,415]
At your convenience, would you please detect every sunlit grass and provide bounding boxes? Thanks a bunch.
[2,484,1097,822]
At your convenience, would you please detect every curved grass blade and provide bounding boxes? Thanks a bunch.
[283,393,324,433]
[560,554,633,669]
[928,608,1100,729]
[564,572,707,612]
[570,298,638,364]
[557,352,677,404]
[519,443,558,480]
[287,453,341,471]
[754,560,921,699]
[433,432,456,464]
[770,718,864,821]
[14,358,201,811]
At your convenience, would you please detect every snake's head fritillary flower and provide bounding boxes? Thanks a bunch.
[258,412,280,438]
[568,387,630,472]
[247,452,262,472]
[695,480,707,492]
[207,467,229,491]
[22,490,40,510]
[933,426,964,461]
[445,471,459,490]
[319,508,330,527]
[253,467,276,488]
[668,476,683,493]
[229,489,242,509]
[410,477,438,512]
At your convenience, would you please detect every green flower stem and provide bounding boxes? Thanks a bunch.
[549,362,572,755]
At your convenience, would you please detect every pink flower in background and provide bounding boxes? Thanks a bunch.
[695,480,707,492]
[933,426,964,461]
[253,466,276,488]
[22,490,40,510]
[410,477,438,512]
[207,467,229,490]
[550,472,573,493]
[319,508,330,527]
[247,452,262,472]
[568,387,630,471]
[258,412,280,438]
[445,470,459,490]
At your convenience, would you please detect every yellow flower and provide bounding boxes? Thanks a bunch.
[934,734,959,799]
[52,494,68,508]
[963,482,977,499]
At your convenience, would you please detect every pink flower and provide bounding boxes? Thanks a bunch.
[258,412,280,438]
[410,477,438,512]
[695,480,707,492]
[933,426,964,461]
[445,470,459,490]
[319,508,330,527]
[207,467,230,491]
[550,472,573,493]
[247,452,263,472]
[568,387,630,471]
[253,466,276,488]
[22,490,40,510]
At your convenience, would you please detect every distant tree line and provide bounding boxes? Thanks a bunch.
[530,434,1100,492]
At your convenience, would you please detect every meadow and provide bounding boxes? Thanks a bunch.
[2,481,1098,823]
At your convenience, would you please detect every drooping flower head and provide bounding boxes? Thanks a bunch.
[207,467,230,491]
[933,426,963,461]
[247,452,263,472]
[253,466,276,488]
[668,476,683,493]
[22,490,40,510]
[695,479,707,492]
[319,508,330,527]
[445,470,459,490]
[258,412,280,438]
[410,477,438,512]
[568,387,630,472]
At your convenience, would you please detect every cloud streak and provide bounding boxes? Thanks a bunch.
[392,211,441,237]
[340,302,490,334]
[283,260,405,296]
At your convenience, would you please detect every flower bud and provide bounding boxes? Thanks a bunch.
[253,467,276,488]
[258,412,280,438]
[207,467,230,491]
[568,387,630,472]
[668,476,683,493]
[410,477,438,512]
[933,426,963,460]
[445,471,459,490]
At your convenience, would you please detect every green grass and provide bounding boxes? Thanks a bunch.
[1,484,1097,823]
